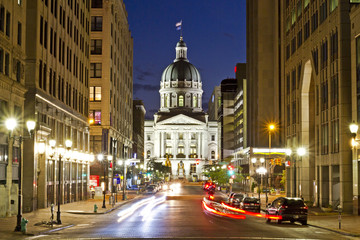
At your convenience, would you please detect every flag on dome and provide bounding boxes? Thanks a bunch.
[176,20,182,30]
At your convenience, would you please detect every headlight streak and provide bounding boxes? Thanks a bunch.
[202,201,246,219]
[141,195,167,221]
[117,196,155,222]
[221,202,282,220]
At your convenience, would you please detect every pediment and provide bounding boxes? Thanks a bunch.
[157,114,205,125]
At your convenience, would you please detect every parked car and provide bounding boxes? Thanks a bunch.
[239,197,260,212]
[149,184,159,192]
[229,193,245,206]
[265,197,308,225]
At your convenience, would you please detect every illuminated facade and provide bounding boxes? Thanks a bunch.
[144,38,219,180]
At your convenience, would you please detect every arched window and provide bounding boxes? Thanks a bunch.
[193,94,197,107]
[211,151,215,159]
[179,95,184,107]
[165,94,169,107]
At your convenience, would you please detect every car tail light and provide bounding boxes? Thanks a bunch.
[281,205,288,209]
[302,206,308,210]
[209,195,214,200]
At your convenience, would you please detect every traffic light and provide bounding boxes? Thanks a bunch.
[227,165,235,177]
[270,159,274,165]
[276,158,282,165]
[196,159,200,165]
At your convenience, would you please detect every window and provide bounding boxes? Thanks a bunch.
[18,0,22,5]
[89,86,101,101]
[211,135,215,141]
[286,74,290,95]
[40,16,43,45]
[5,11,10,36]
[4,52,9,76]
[147,135,151,141]
[291,37,296,55]
[16,60,20,82]
[179,133,183,140]
[331,120,339,153]
[211,151,215,159]
[91,16,102,31]
[320,0,327,23]
[297,0,302,17]
[193,94,197,107]
[330,0,338,13]
[291,8,296,25]
[0,48,3,73]
[91,0,102,8]
[286,44,290,60]
[311,11,318,33]
[165,145,172,154]
[304,0,310,9]
[90,39,102,54]
[146,150,150,158]
[0,6,4,32]
[320,40,328,70]
[331,74,338,106]
[330,31,338,62]
[297,29,302,48]
[312,48,319,75]
[190,164,196,174]
[89,110,101,125]
[17,22,21,45]
[177,145,184,154]
[292,101,296,124]
[321,123,329,155]
[179,95,184,107]
[44,20,48,49]
[164,94,168,107]
[321,81,328,111]
[304,20,310,41]
[90,63,101,78]
[292,69,296,90]
[166,133,171,140]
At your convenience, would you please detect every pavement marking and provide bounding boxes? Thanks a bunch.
[25,235,47,239]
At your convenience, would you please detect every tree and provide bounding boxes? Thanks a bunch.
[202,165,243,185]
[280,170,286,189]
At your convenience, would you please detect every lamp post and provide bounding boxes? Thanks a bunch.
[297,147,306,198]
[256,166,267,207]
[50,139,72,225]
[6,118,35,232]
[123,145,128,200]
[267,124,275,205]
[350,121,360,215]
[97,154,106,208]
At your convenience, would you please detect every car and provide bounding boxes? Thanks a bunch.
[145,185,157,194]
[203,181,216,190]
[265,197,308,225]
[149,184,159,192]
[229,193,245,206]
[239,197,260,212]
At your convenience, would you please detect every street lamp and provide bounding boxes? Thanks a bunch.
[52,139,71,225]
[349,121,360,215]
[267,123,276,205]
[97,153,106,208]
[6,118,35,232]
[256,166,267,206]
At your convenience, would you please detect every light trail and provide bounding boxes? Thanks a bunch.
[117,196,155,222]
[202,201,246,219]
[141,195,167,221]
[221,202,282,220]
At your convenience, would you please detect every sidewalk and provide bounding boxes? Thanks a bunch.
[0,190,141,239]
[222,190,360,237]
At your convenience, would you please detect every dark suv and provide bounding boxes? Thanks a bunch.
[239,197,260,212]
[265,197,308,225]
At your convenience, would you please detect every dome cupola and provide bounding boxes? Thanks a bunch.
[159,37,203,113]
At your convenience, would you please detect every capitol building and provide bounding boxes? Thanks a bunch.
[144,37,219,180]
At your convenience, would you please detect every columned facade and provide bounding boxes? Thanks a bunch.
[144,38,219,180]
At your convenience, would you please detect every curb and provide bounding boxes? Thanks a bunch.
[39,224,75,234]
[66,195,143,215]
[308,224,360,238]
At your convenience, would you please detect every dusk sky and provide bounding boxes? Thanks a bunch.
[123,0,246,118]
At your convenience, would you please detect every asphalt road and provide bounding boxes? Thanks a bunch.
[28,185,356,240]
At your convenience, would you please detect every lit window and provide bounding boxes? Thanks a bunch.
[179,95,184,107]
[89,110,101,125]
[193,95,197,108]
[178,145,184,154]
[89,86,101,101]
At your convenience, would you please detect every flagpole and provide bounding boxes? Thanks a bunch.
[181,20,183,38]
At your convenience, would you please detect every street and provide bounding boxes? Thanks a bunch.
[26,185,356,240]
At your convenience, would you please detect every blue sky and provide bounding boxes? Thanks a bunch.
[123,0,246,118]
